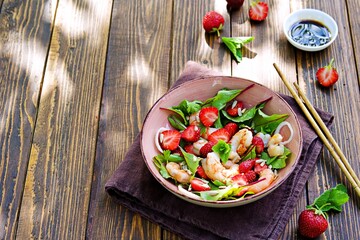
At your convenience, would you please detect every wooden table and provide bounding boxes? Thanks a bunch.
[1,0,359,239]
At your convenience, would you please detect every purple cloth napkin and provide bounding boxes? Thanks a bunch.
[105,61,334,240]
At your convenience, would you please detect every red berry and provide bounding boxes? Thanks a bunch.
[226,0,245,11]
[252,136,264,153]
[231,174,248,186]
[245,170,257,183]
[254,161,268,174]
[208,128,231,144]
[226,101,243,117]
[160,130,181,151]
[298,209,328,238]
[239,159,256,173]
[202,11,225,36]
[316,58,339,87]
[199,142,214,157]
[190,178,211,191]
[184,144,196,155]
[196,166,209,179]
[249,1,269,21]
[224,122,239,137]
[199,106,219,127]
[181,125,200,142]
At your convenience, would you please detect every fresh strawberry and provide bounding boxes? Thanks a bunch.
[181,125,200,142]
[316,58,339,87]
[199,106,219,127]
[244,170,257,183]
[160,130,181,151]
[226,0,244,11]
[224,122,239,137]
[231,174,248,186]
[202,11,225,36]
[190,178,211,191]
[201,127,217,139]
[226,101,243,117]
[196,166,209,179]
[249,1,269,22]
[208,128,230,144]
[238,159,256,173]
[298,209,328,238]
[252,136,264,153]
[199,142,214,157]
[254,161,268,174]
[184,144,196,155]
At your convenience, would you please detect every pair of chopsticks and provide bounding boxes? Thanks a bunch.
[273,63,360,198]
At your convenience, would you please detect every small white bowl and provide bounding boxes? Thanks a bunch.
[283,9,338,52]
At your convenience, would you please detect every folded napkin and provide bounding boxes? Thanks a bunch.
[105,61,334,240]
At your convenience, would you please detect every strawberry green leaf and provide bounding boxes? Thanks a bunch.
[308,184,350,213]
[212,140,231,164]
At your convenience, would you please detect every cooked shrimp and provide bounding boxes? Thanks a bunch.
[230,129,253,156]
[246,169,275,194]
[189,111,200,125]
[201,152,239,182]
[166,162,191,184]
[268,133,284,157]
[228,151,241,163]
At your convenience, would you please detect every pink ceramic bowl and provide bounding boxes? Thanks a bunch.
[140,76,303,207]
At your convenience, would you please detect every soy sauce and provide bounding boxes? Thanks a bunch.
[289,20,331,47]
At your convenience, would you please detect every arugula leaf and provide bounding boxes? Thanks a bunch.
[180,149,201,175]
[168,115,187,131]
[253,109,289,134]
[222,37,254,63]
[153,157,171,179]
[264,147,291,169]
[154,150,185,163]
[199,185,241,201]
[212,140,231,164]
[308,184,350,213]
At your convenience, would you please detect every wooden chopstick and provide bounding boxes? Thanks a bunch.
[273,63,360,197]
[293,82,360,188]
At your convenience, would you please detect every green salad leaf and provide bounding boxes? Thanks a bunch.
[222,98,267,123]
[212,140,231,164]
[153,156,171,179]
[253,109,288,134]
[180,149,201,175]
[222,36,254,63]
[154,150,185,163]
[199,185,241,201]
[168,115,187,131]
[241,146,257,161]
[203,89,242,110]
[165,99,202,124]
[260,147,291,169]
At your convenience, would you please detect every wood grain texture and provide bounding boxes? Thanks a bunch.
[86,0,173,239]
[292,0,360,239]
[347,0,360,83]
[0,0,56,239]
[15,0,113,239]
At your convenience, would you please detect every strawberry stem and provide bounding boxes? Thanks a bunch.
[327,58,335,69]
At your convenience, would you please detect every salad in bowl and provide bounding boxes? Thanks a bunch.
[140,76,302,207]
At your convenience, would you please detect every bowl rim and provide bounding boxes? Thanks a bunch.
[283,8,338,52]
[140,76,304,207]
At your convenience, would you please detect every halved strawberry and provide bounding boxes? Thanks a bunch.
[199,142,214,157]
[199,106,219,127]
[200,127,217,139]
[231,174,248,186]
[208,128,231,144]
[249,1,268,22]
[190,178,211,191]
[160,130,181,151]
[239,159,256,173]
[316,58,339,87]
[181,125,200,142]
[254,162,268,174]
[196,166,209,180]
[245,170,257,183]
[184,144,196,155]
[252,136,264,153]
[224,122,239,137]
[226,101,243,117]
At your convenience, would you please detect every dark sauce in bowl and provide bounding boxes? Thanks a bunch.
[289,20,331,47]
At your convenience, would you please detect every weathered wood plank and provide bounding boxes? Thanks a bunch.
[15,0,113,239]
[86,0,173,239]
[169,0,231,85]
[0,0,57,239]
[292,0,360,239]
[347,0,360,82]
